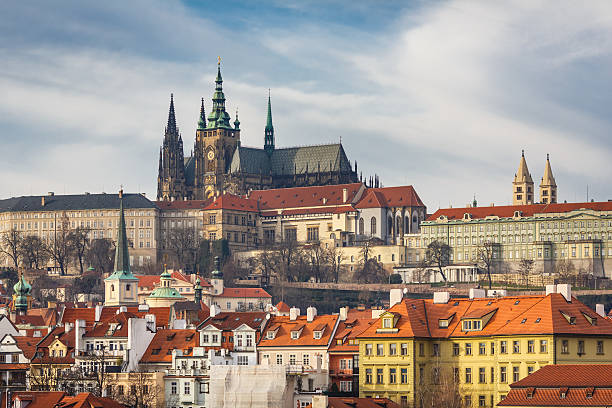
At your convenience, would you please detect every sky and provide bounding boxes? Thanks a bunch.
[1,0,611,211]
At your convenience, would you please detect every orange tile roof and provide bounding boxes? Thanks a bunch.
[329,309,378,353]
[219,287,271,298]
[249,183,364,210]
[140,329,198,364]
[203,193,259,212]
[358,293,612,339]
[275,301,291,313]
[427,201,612,222]
[199,312,267,331]
[13,314,46,327]
[56,392,125,408]
[2,392,66,408]
[355,186,425,209]
[27,308,59,327]
[60,307,96,326]
[136,271,192,289]
[258,314,339,348]
[512,365,612,388]
[155,199,213,210]
[14,336,38,359]
[84,311,138,338]
[0,363,29,370]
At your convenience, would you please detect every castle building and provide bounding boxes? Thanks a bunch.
[512,151,558,205]
[157,61,358,201]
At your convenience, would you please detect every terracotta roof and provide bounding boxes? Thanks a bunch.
[13,314,46,327]
[499,387,612,407]
[2,392,66,408]
[60,307,96,326]
[355,186,425,209]
[61,306,171,328]
[155,199,212,210]
[84,312,138,338]
[203,193,259,212]
[258,314,339,347]
[249,183,364,210]
[329,309,378,353]
[358,293,612,339]
[27,308,59,327]
[199,312,267,331]
[306,397,400,408]
[140,329,198,364]
[511,365,612,388]
[427,201,612,222]
[275,301,290,313]
[219,287,271,299]
[0,363,29,370]
[261,206,356,217]
[56,392,125,408]
[136,271,192,289]
[15,336,38,359]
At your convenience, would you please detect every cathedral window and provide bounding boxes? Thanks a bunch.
[359,218,364,235]
[371,217,377,235]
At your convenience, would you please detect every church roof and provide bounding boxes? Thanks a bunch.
[229,143,352,177]
[0,193,155,213]
[541,154,557,187]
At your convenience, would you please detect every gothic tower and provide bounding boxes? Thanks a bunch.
[513,150,534,205]
[539,154,557,204]
[157,94,187,201]
[194,59,241,199]
[264,91,274,155]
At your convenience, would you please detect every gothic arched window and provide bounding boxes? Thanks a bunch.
[388,216,393,234]
[359,218,364,235]
[371,217,377,235]
[396,216,402,235]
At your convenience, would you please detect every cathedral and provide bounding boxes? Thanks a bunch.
[157,61,359,201]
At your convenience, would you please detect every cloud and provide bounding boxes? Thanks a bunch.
[0,0,611,209]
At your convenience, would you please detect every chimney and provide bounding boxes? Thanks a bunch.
[289,307,300,321]
[342,188,348,203]
[138,304,150,312]
[119,305,127,314]
[557,284,572,302]
[389,288,403,308]
[545,284,556,296]
[64,322,72,333]
[145,314,156,331]
[433,292,450,304]
[469,288,486,299]
[306,306,317,322]
[95,304,103,322]
[339,307,348,321]
[210,304,221,318]
[596,304,606,318]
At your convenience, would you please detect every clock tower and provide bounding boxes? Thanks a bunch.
[194,59,241,199]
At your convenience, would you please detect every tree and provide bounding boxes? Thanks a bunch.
[45,214,73,275]
[413,259,431,284]
[107,369,164,408]
[518,259,534,288]
[305,241,329,283]
[69,226,91,274]
[389,274,403,284]
[165,226,200,272]
[325,245,346,284]
[415,362,464,408]
[20,235,48,270]
[425,240,451,282]
[31,274,60,305]
[477,241,497,289]
[85,238,115,274]
[0,228,23,269]
[354,239,386,284]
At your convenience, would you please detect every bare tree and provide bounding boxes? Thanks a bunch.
[325,245,346,284]
[107,369,164,408]
[518,259,534,288]
[69,226,91,274]
[20,235,48,270]
[45,214,73,275]
[354,239,386,284]
[477,241,497,289]
[413,259,431,284]
[85,238,115,274]
[166,226,201,273]
[425,240,451,282]
[306,241,328,283]
[0,228,23,269]
[415,362,464,408]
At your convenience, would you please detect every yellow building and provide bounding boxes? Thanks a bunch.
[357,286,612,408]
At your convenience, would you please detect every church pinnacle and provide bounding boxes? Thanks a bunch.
[197,98,206,130]
[539,153,557,204]
[167,93,178,135]
[264,89,275,155]
[207,57,232,129]
[512,150,534,205]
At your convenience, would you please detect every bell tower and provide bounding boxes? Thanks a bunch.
[513,150,534,205]
[194,58,241,199]
[539,154,557,204]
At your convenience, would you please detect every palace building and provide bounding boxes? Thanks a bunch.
[157,61,359,201]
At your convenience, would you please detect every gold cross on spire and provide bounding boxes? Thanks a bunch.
[218,56,221,65]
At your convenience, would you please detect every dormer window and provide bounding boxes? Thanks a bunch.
[291,331,300,340]
[313,331,322,340]
[582,312,598,326]
[560,311,576,325]
[383,318,392,328]
[462,320,482,331]
[266,331,276,340]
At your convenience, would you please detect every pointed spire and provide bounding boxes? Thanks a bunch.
[167,93,177,134]
[264,89,275,155]
[113,189,132,276]
[197,98,206,130]
[207,58,231,129]
[234,107,240,130]
[473,194,477,208]
[541,153,556,185]
[514,150,533,183]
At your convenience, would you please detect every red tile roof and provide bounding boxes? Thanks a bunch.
[136,271,192,289]
[219,287,271,299]
[155,199,212,210]
[0,363,29,370]
[511,365,612,388]
[307,397,401,408]
[61,306,171,328]
[56,392,125,408]
[249,183,364,210]
[275,301,290,313]
[84,311,137,338]
[258,314,339,347]
[2,392,66,408]
[355,186,425,209]
[199,312,267,331]
[329,309,378,353]
[13,314,46,327]
[15,336,38,359]
[203,193,259,212]
[427,201,612,222]
[140,329,198,364]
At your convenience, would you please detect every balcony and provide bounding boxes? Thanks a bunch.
[329,368,353,377]
[78,350,126,358]
[166,368,208,377]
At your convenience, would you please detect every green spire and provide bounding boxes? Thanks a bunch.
[234,108,240,130]
[207,58,232,129]
[194,277,203,304]
[197,98,206,130]
[211,256,223,278]
[105,190,138,282]
[264,90,274,155]
[13,272,31,314]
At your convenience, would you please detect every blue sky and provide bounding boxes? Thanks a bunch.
[1,0,611,209]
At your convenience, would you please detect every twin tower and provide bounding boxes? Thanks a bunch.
[512,150,557,205]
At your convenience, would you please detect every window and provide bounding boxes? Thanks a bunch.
[383,318,392,328]
[527,366,534,376]
[465,367,472,383]
[453,343,459,356]
[371,217,377,234]
[377,368,384,384]
[479,395,486,407]
[237,355,248,365]
[513,366,520,382]
[365,344,372,356]
[184,382,191,395]
[401,343,408,355]
[578,340,585,355]
[540,340,548,353]
[390,343,397,355]
[276,354,283,365]
[561,340,569,354]
[513,341,520,353]
[389,368,397,383]
[501,341,507,354]
[464,396,471,407]
[170,382,177,395]
[307,227,319,241]
[500,366,507,383]
[465,343,472,355]
[377,344,384,356]
[527,340,534,353]
[419,343,424,356]
[490,342,495,355]
[289,354,296,365]
[365,369,372,384]
[479,343,486,355]
[303,354,309,366]
[432,343,440,356]
[401,368,408,383]
[284,228,297,241]
[479,367,486,383]
[597,340,604,354]
[339,381,352,392]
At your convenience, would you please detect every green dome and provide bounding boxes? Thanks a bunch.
[13,274,31,296]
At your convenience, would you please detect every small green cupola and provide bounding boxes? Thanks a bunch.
[13,273,31,314]
[197,98,207,130]
[234,108,240,130]
[147,265,185,301]
[194,277,203,304]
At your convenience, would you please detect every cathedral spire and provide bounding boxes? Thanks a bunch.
[513,150,534,205]
[167,93,177,135]
[207,57,231,129]
[264,89,275,155]
[539,153,557,204]
[113,189,132,276]
[197,98,206,130]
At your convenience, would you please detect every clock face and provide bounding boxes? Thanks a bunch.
[207,150,215,160]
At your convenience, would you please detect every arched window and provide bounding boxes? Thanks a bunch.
[111,284,115,292]
[359,218,364,235]
[371,217,377,235]
[388,216,393,234]
[405,216,410,231]
[396,216,402,235]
